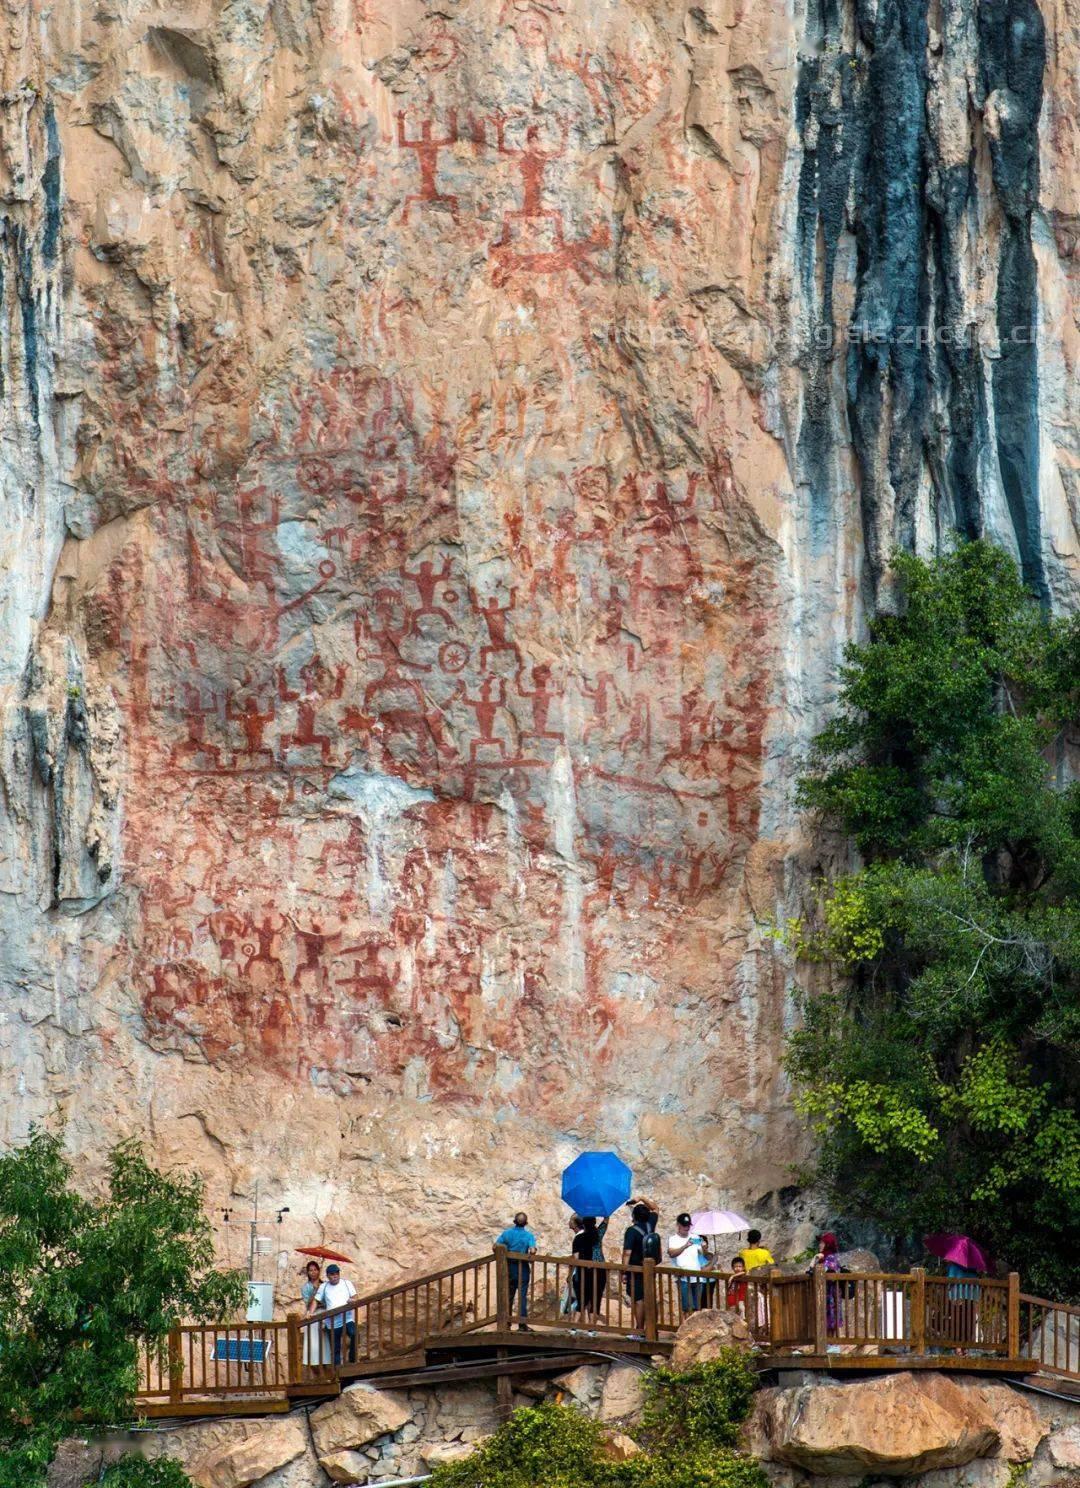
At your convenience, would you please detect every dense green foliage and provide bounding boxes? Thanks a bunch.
[0,1129,247,1488]
[640,1355,759,1452]
[100,1461,196,1488]
[428,1353,765,1488]
[786,542,1080,1296]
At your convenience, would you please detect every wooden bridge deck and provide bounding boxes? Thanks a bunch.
[136,1250,1080,1418]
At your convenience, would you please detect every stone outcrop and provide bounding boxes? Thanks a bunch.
[309,1384,412,1459]
[189,1418,308,1488]
[6,0,1080,1276]
[598,1362,648,1423]
[53,1365,1080,1488]
[745,1373,1001,1476]
[669,1306,753,1371]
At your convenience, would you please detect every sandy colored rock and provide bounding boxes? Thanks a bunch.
[837,1250,881,1273]
[969,1384,1045,1462]
[598,1428,644,1462]
[190,1418,309,1488]
[310,1384,412,1457]
[670,1308,753,1371]
[552,1363,606,1404]
[422,1439,488,1467]
[599,1362,648,1423]
[746,1373,1001,1476]
[1049,1426,1080,1470]
[2,0,1079,1293]
[318,1450,371,1485]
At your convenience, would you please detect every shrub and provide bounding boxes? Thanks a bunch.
[99,1461,194,1488]
[640,1352,759,1451]
[428,1403,607,1488]
[613,1448,771,1488]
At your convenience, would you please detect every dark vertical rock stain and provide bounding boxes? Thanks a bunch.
[978,0,1047,603]
[42,99,62,268]
[794,0,1048,603]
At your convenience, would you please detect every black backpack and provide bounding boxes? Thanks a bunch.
[639,1225,662,1263]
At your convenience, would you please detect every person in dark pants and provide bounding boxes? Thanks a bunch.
[496,1211,537,1330]
[314,1263,358,1364]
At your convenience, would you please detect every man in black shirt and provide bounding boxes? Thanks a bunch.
[621,1202,654,1337]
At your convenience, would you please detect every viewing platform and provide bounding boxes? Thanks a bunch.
[136,1250,1080,1418]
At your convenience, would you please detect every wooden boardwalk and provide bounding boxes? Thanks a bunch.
[136,1250,1080,1417]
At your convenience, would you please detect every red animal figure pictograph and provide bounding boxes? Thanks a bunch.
[489,116,610,284]
[398,111,461,221]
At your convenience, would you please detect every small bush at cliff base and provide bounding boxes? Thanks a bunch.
[428,1362,765,1488]
[612,1448,771,1488]
[99,1459,194,1488]
[640,1352,759,1451]
[428,1403,609,1488]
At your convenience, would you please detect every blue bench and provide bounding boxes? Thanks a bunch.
[212,1338,271,1365]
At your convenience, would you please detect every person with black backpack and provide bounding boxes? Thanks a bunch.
[621,1202,662,1337]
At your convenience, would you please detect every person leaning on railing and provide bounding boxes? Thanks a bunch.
[315,1262,358,1365]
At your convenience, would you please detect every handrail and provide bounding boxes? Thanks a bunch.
[137,1261,1080,1406]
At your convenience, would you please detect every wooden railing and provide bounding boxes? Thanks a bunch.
[136,1257,1080,1406]
[1019,1292,1080,1379]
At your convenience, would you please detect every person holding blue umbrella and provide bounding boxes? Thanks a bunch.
[561,1152,633,1217]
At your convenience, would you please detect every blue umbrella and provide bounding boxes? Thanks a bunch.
[561,1152,632,1218]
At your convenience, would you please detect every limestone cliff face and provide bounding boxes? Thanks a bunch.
[1,0,1077,1278]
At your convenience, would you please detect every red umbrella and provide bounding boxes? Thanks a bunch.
[924,1233,990,1272]
[297,1245,355,1264]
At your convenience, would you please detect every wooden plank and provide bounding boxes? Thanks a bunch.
[346,1352,597,1391]
[911,1269,926,1354]
[139,1397,293,1419]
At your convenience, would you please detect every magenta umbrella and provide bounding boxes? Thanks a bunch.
[924,1233,990,1272]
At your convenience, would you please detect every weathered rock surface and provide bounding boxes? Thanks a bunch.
[745,1373,1002,1476]
[310,1384,412,1457]
[968,1384,1045,1463]
[3,0,1079,1277]
[318,1449,371,1485]
[190,1418,308,1488]
[670,1306,753,1371]
[1049,1425,1080,1470]
[599,1428,644,1462]
[422,1439,490,1468]
[598,1362,648,1423]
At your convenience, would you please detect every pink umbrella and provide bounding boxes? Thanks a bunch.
[692,1209,749,1235]
[924,1233,990,1272]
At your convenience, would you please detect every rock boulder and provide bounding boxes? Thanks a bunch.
[669,1308,753,1371]
[744,1372,1001,1476]
[598,1429,643,1462]
[599,1362,647,1423]
[318,1450,370,1485]
[310,1383,412,1457]
[189,1418,309,1488]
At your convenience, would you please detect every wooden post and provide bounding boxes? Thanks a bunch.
[768,1268,783,1349]
[643,1259,658,1342]
[287,1314,302,1384]
[911,1268,927,1355]
[812,1267,828,1356]
[496,1349,513,1417]
[168,1324,183,1404]
[1007,1272,1021,1360]
[495,1245,510,1333]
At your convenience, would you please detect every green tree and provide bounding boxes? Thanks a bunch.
[0,1129,247,1488]
[786,542,1080,1298]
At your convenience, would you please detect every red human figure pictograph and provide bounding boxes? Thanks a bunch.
[398,111,460,221]
[470,586,520,671]
[225,689,276,765]
[455,675,510,760]
[661,685,717,767]
[278,656,343,763]
[489,115,610,284]
[516,660,564,744]
[581,669,627,744]
[400,553,457,634]
[171,684,223,768]
[335,939,394,1000]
